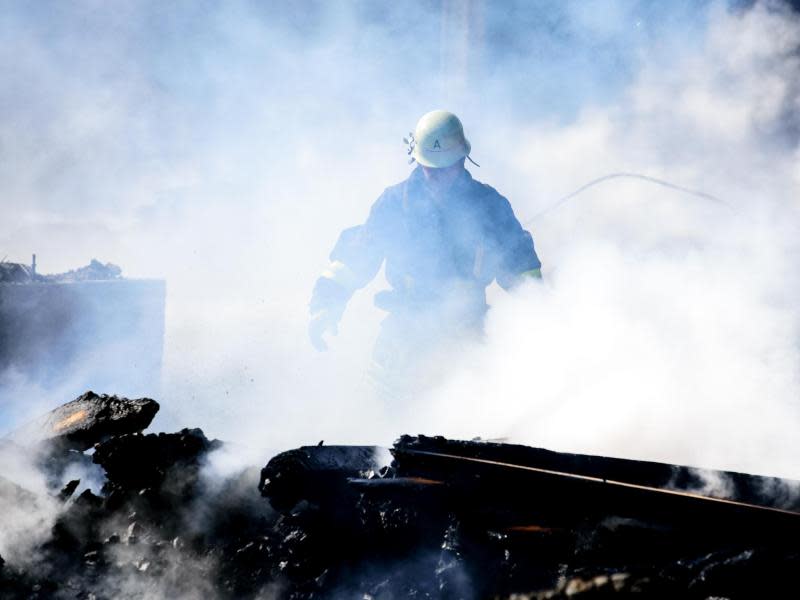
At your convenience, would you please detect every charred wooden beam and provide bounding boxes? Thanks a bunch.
[5,391,159,451]
[391,435,800,551]
[259,445,381,512]
[394,435,800,510]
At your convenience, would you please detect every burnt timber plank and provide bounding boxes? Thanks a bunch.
[5,391,159,451]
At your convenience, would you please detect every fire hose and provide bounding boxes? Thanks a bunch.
[524,172,728,225]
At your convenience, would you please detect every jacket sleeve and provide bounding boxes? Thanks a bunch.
[488,193,542,290]
[309,192,391,314]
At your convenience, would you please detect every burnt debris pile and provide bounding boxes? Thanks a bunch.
[0,258,122,284]
[0,261,35,284]
[43,259,122,283]
[2,396,800,598]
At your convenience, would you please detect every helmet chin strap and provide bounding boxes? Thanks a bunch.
[466,155,480,167]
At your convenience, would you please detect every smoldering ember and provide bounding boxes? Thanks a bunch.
[1,392,799,599]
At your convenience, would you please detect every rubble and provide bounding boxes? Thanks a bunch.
[43,259,122,283]
[93,427,219,490]
[0,261,33,283]
[0,258,122,284]
[2,398,800,599]
[57,479,80,502]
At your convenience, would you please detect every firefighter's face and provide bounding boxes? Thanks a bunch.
[422,158,465,191]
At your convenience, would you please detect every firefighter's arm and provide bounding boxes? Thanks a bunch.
[491,196,542,290]
[309,269,354,352]
[309,198,390,351]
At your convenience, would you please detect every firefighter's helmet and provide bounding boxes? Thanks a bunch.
[408,110,472,168]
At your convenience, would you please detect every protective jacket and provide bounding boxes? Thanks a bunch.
[311,166,541,328]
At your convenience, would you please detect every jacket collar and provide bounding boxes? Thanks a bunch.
[408,165,473,196]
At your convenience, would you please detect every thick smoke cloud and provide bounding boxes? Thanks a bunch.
[1,0,799,484]
[0,442,59,564]
[411,2,800,478]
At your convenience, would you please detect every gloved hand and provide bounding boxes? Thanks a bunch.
[308,308,341,352]
[309,277,349,351]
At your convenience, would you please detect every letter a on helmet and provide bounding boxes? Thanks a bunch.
[411,110,472,168]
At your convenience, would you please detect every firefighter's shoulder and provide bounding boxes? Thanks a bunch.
[468,176,513,211]
[367,177,408,215]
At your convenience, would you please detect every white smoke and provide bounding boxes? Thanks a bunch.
[0,442,60,564]
[0,1,798,482]
[410,2,800,479]
[1,3,800,598]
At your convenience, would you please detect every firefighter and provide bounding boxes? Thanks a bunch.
[309,110,541,393]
